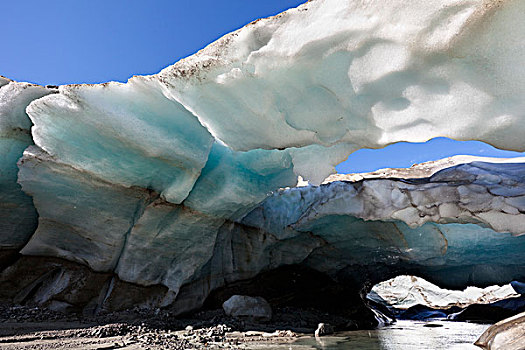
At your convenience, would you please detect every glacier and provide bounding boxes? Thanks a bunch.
[368,275,519,310]
[0,80,54,255]
[1,0,525,325]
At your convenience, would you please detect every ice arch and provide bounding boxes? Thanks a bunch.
[22,0,525,188]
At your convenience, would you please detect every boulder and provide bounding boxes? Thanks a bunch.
[222,295,272,322]
[475,311,525,350]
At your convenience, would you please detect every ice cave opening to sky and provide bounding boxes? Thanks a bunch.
[3,0,525,175]
[337,138,525,174]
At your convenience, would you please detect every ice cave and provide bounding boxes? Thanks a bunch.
[1,0,525,349]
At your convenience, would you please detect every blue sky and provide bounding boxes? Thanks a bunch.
[3,0,523,173]
[1,0,304,85]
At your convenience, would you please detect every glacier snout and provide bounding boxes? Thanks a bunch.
[0,0,525,322]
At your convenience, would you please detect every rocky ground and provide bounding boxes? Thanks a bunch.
[0,303,351,349]
[2,294,518,349]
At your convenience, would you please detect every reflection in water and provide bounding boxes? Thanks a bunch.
[374,321,489,350]
[265,320,490,350]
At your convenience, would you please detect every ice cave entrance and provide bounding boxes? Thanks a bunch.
[336,137,525,175]
[367,275,524,322]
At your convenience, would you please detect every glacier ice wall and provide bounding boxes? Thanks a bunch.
[241,160,525,289]
[26,80,214,204]
[245,161,525,235]
[0,80,54,251]
[18,146,156,272]
[1,0,525,314]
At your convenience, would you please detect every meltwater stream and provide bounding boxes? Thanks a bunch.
[258,320,490,350]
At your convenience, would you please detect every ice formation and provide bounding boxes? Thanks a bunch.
[368,275,518,310]
[1,0,525,317]
[241,159,525,290]
[0,80,54,251]
[476,312,525,350]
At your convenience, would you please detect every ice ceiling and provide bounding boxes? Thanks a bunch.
[1,0,525,314]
